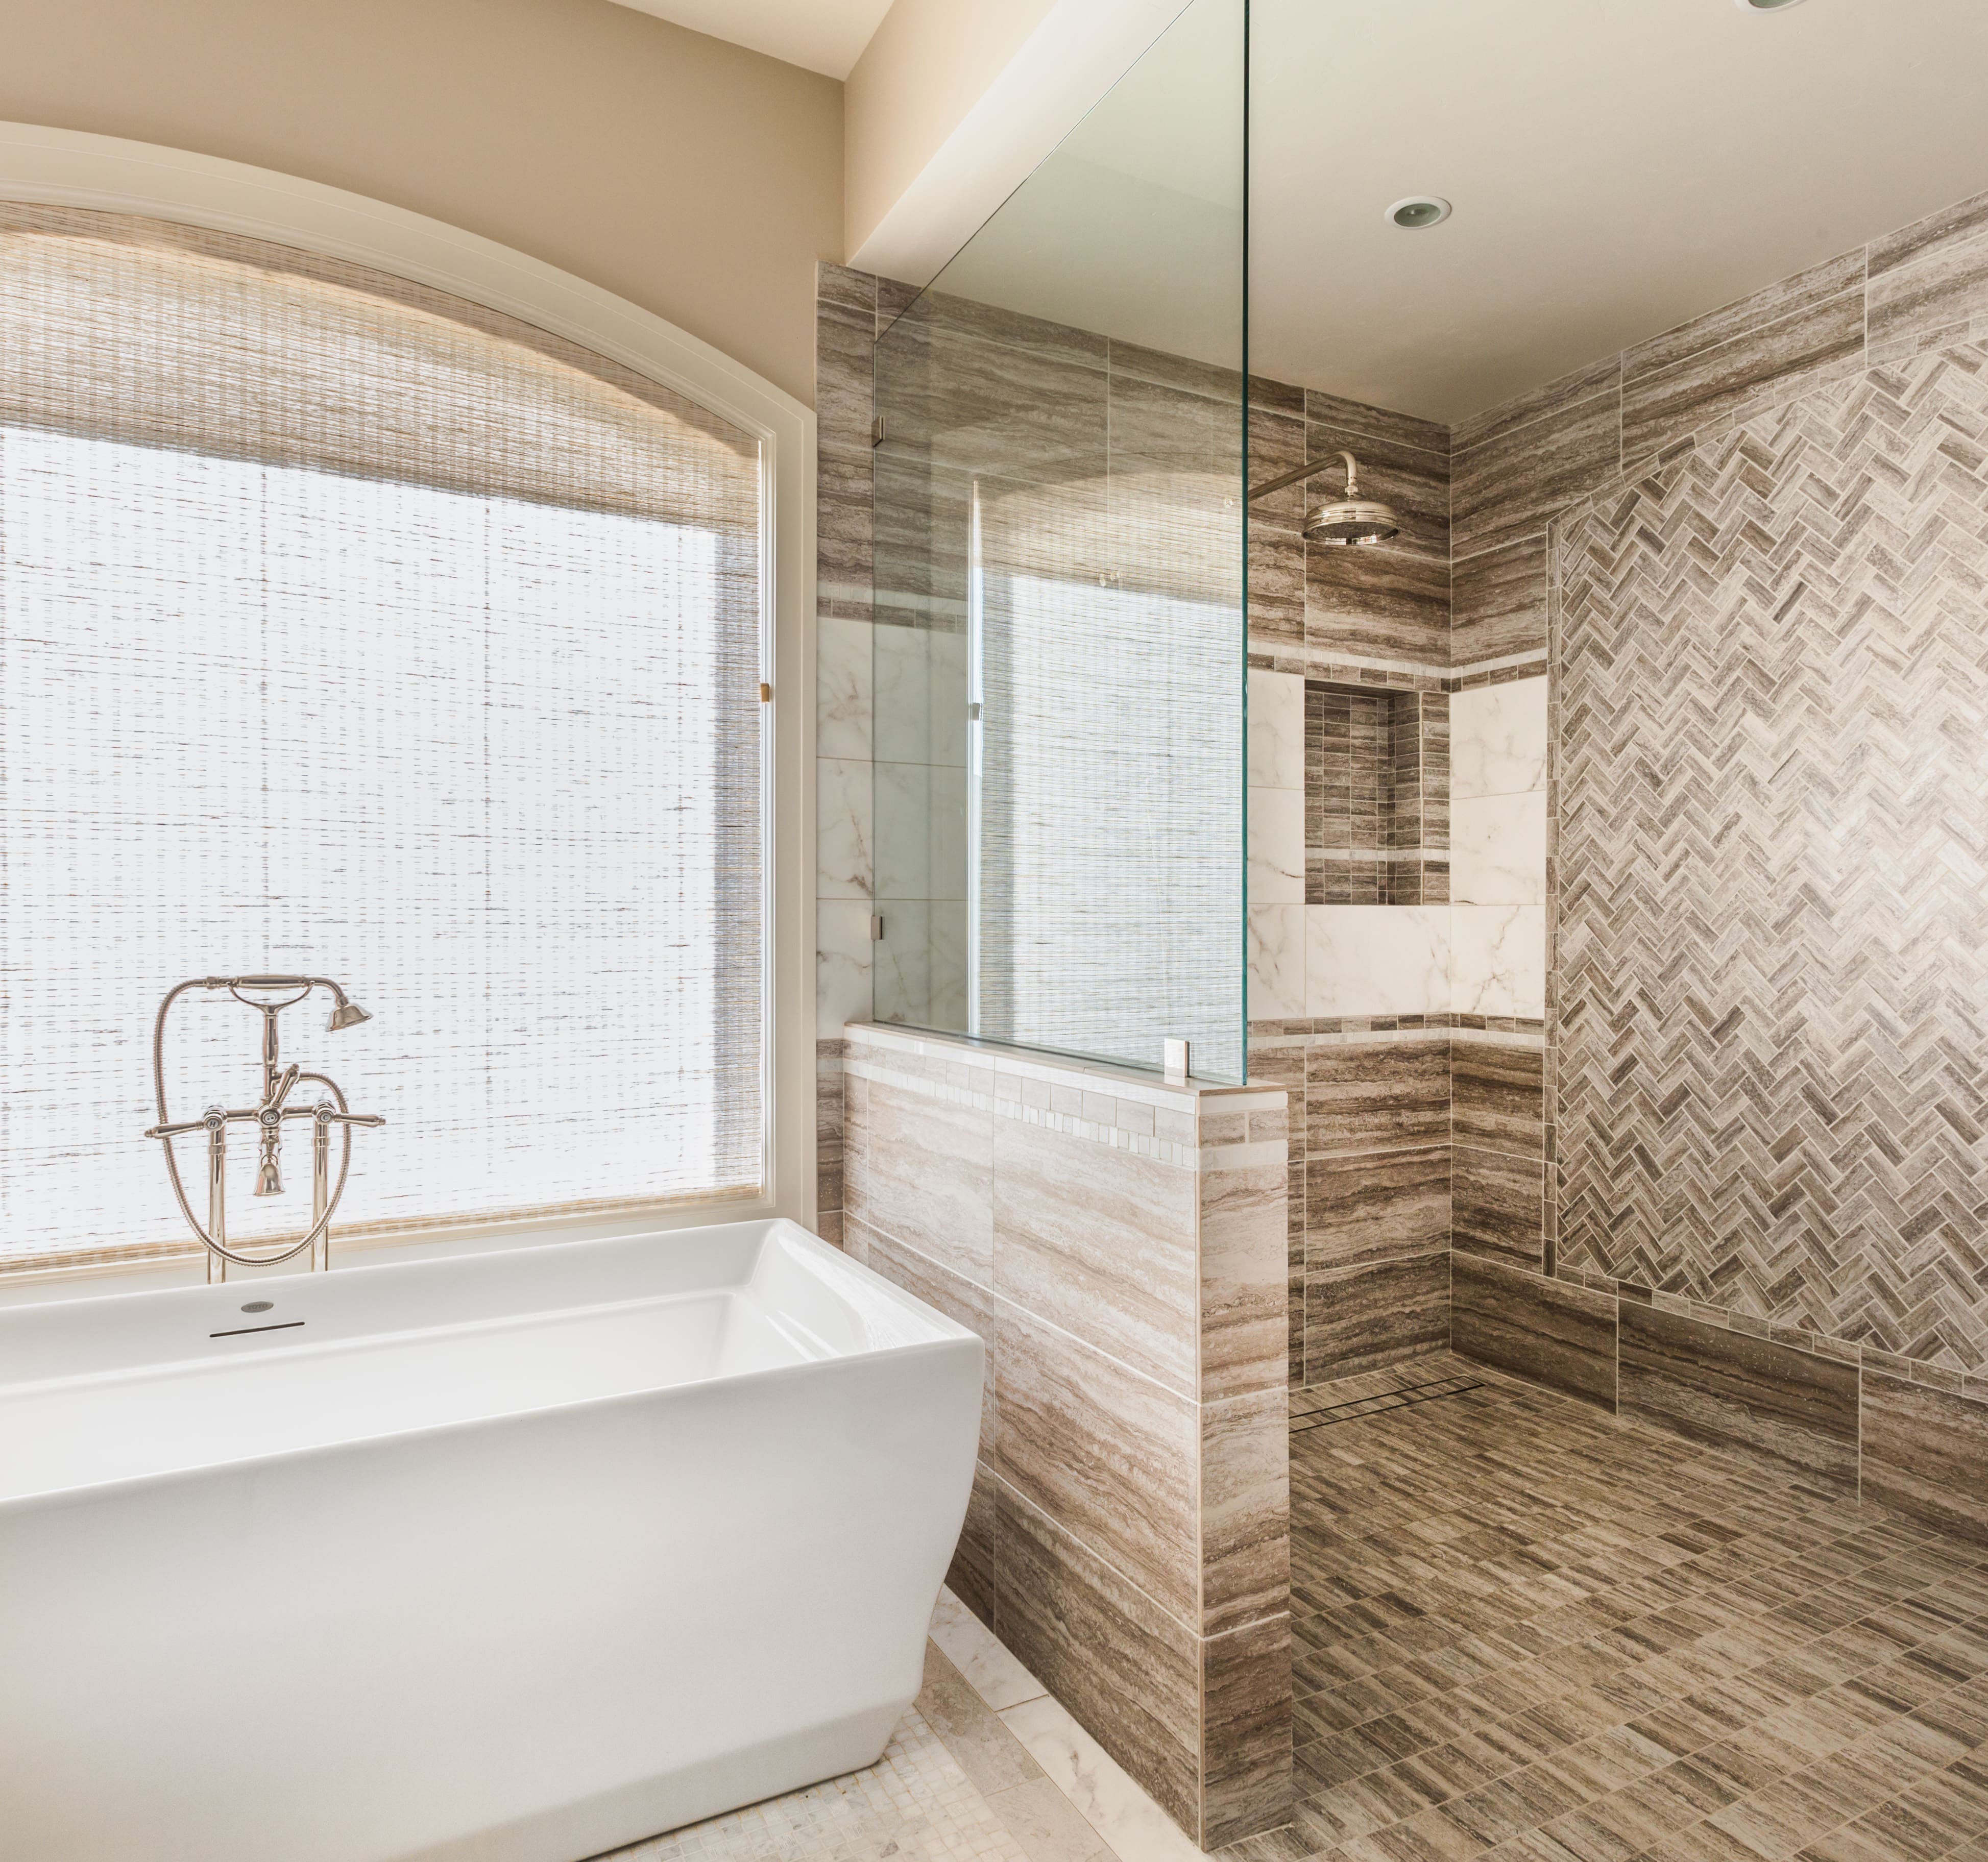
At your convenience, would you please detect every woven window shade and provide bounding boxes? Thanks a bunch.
[0,205,765,1274]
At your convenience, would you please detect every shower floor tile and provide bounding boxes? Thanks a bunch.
[1247,1350,1988,1862]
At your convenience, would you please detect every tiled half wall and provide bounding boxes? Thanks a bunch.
[839,1022,1293,1849]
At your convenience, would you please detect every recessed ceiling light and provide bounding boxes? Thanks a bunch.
[1386,196,1451,230]
[1734,0,1807,10]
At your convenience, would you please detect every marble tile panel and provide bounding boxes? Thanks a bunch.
[1302,414,1450,560]
[1450,904,1546,1019]
[815,899,874,1035]
[1618,1302,1859,1497]
[1248,668,1305,791]
[1245,908,1303,1025]
[1304,1146,1450,1270]
[1451,1042,1544,1155]
[872,899,968,1031]
[991,1116,1198,1397]
[1452,1144,1546,1271]
[918,1639,1045,1799]
[1303,387,1448,458]
[1621,268,1865,465]
[845,1071,993,1285]
[994,1481,1202,1839]
[1304,1039,1450,1155]
[994,1309,1198,1625]
[1449,675,1548,799]
[999,1694,1207,1862]
[874,759,967,903]
[854,1216,998,1463]
[1451,791,1547,906]
[1248,785,1305,905]
[875,623,969,769]
[1450,1254,1618,1411]
[1303,543,1451,665]
[1304,905,1451,1019]
[816,755,874,900]
[1200,1613,1295,1848]
[1303,1250,1450,1383]
[930,1587,1048,1712]
[1451,361,1621,557]
[1860,1369,1988,1547]
[1451,534,1549,667]
[1199,1387,1290,1638]
[816,612,872,761]
[1199,1160,1288,1401]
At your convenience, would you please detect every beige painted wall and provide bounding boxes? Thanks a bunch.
[0,0,841,405]
[842,0,1053,263]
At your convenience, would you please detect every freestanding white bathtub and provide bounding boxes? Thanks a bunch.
[0,1217,982,1862]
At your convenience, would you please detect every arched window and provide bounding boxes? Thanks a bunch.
[0,203,769,1273]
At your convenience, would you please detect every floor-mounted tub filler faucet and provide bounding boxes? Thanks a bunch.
[144,976,385,1282]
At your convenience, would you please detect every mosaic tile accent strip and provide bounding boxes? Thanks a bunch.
[1554,338,1988,1374]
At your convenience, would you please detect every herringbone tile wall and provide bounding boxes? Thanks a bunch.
[1554,341,1988,1374]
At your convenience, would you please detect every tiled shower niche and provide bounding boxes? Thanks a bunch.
[1304,680,1448,905]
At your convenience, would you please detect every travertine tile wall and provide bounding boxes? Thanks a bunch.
[1244,369,1549,1386]
[1443,185,1988,1541]
[840,1022,1292,1847]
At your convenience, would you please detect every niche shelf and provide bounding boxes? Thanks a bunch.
[1304,678,1449,905]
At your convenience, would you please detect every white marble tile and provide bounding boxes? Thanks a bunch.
[1451,676,1548,799]
[876,624,970,769]
[999,1694,1205,1862]
[1450,904,1546,1018]
[1305,905,1450,1018]
[1247,668,1304,791]
[816,615,873,763]
[1247,786,1304,906]
[1451,791,1547,905]
[930,1588,1048,1712]
[1247,904,1305,1020]
[816,900,875,1034]
[817,756,874,900]
[875,760,968,902]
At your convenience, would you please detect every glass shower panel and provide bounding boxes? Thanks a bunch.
[870,0,1247,1082]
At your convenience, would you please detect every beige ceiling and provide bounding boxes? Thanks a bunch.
[605,0,890,78]
[1253,0,1988,423]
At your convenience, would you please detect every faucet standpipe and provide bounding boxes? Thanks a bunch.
[144,976,385,1283]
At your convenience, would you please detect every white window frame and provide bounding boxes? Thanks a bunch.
[0,122,816,1303]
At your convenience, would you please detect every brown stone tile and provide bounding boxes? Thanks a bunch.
[1621,258,1865,465]
[844,1072,993,1285]
[1452,1044,1545,1156]
[853,1215,998,1463]
[1305,1147,1451,1270]
[995,1479,1202,1837]
[1451,1254,1618,1411]
[1250,522,1306,647]
[1202,1158,1291,1401]
[1619,1304,1859,1499]
[1452,1145,1546,1272]
[1202,1387,1291,1637]
[1452,535,1549,667]
[1868,187,1988,356]
[1451,359,1621,558]
[1306,544,1451,665]
[991,1114,1198,1396]
[1861,1370,1988,1548]
[994,1306,1199,1624]
[1304,1251,1450,1383]
[1203,1613,1297,1847]
[1306,1040,1451,1154]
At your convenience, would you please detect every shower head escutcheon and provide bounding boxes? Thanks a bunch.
[1245,450,1402,547]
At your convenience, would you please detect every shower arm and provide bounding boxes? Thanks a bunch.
[1246,449,1362,504]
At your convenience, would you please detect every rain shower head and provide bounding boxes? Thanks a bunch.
[1246,448,1401,546]
[1303,453,1401,546]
